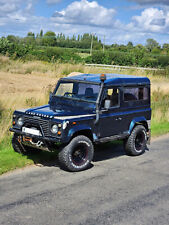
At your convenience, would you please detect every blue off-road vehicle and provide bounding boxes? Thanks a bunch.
[10,74,151,171]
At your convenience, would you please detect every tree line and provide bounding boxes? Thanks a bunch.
[1,30,169,68]
[6,31,102,50]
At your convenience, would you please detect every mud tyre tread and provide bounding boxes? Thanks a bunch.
[58,135,94,172]
[124,125,147,156]
[12,133,27,154]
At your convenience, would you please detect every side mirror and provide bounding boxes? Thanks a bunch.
[104,100,111,110]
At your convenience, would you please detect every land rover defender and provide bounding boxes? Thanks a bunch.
[10,74,151,171]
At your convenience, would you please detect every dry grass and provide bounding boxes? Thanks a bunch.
[0,56,169,141]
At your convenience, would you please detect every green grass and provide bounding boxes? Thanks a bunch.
[0,144,33,175]
[151,121,169,137]
[0,136,58,175]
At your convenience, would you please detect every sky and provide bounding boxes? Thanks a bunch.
[1,0,169,45]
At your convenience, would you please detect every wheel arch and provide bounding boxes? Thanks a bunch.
[129,117,149,134]
[67,125,93,142]
[72,130,93,141]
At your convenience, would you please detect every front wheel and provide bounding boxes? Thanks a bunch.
[58,135,94,172]
[12,133,27,154]
[124,125,147,156]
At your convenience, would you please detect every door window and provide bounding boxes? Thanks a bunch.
[103,88,120,108]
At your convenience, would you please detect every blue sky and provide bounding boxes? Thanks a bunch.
[1,0,169,45]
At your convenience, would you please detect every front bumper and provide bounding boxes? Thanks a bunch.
[9,128,61,143]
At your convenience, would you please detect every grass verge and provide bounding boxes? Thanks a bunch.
[0,136,58,175]
[151,121,169,137]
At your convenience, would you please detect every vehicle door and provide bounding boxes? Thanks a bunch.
[98,87,125,138]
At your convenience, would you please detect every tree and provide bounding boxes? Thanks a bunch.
[43,31,56,46]
[40,29,43,37]
[127,41,133,48]
[135,44,145,50]
[24,32,35,45]
[146,39,160,52]
[7,35,18,43]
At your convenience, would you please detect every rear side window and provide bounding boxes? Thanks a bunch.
[124,87,148,102]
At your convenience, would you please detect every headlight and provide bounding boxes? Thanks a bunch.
[17,117,24,126]
[51,124,58,134]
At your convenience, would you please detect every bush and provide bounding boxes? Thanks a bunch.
[91,52,111,64]
[139,57,159,68]
[157,56,169,67]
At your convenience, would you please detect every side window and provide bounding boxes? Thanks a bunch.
[103,88,120,108]
[138,87,148,100]
[124,87,148,102]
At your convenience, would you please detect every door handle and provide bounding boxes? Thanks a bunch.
[115,117,122,121]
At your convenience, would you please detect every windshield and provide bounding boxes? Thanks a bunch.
[55,81,100,103]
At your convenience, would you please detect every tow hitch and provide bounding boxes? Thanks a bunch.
[22,136,46,150]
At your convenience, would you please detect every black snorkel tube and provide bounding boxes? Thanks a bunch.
[95,74,106,124]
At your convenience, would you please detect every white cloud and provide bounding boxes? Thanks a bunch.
[0,0,38,36]
[0,0,34,18]
[0,0,20,16]
[130,8,169,33]
[52,0,118,28]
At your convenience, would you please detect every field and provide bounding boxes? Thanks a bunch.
[0,56,169,175]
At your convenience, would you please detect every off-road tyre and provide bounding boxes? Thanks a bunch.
[12,133,27,154]
[124,125,147,156]
[12,133,40,155]
[58,135,94,172]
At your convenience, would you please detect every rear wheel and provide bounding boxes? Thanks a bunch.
[124,125,147,156]
[58,135,94,172]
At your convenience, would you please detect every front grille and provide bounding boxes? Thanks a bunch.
[24,116,50,137]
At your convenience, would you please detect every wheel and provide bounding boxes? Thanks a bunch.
[124,125,147,156]
[12,133,27,154]
[12,133,40,155]
[58,135,94,172]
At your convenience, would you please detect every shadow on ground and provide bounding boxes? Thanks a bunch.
[26,141,125,168]
[93,141,125,162]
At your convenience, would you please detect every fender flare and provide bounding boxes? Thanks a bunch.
[128,117,148,134]
[67,124,92,142]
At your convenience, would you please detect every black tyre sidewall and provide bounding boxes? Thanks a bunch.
[12,133,39,154]
[59,135,94,172]
[125,125,147,156]
[12,133,26,154]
